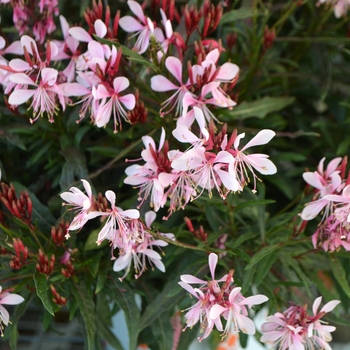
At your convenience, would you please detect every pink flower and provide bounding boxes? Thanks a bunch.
[229,129,277,192]
[8,67,63,123]
[113,211,173,280]
[150,56,190,116]
[300,157,342,221]
[96,190,139,245]
[94,77,135,132]
[210,287,268,336]
[60,179,102,234]
[0,286,24,335]
[260,297,340,350]
[119,0,157,54]
[124,128,170,211]
[179,253,268,341]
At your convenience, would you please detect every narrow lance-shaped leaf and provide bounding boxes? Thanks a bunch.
[221,96,295,120]
[330,255,350,298]
[34,271,54,316]
[245,244,280,270]
[70,280,97,350]
[108,277,140,350]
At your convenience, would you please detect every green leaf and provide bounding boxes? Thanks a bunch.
[228,231,257,249]
[70,280,97,350]
[242,263,256,294]
[255,250,279,287]
[108,278,140,350]
[245,244,280,270]
[59,162,74,190]
[95,267,108,294]
[95,36,159,72]
[283,256,312,295]
[34,271,54,316]
[60,147,89,190]
[222,96,295,120]
[234,199,275,213]
[140,281,183,331]
[220,8,265,24]
[84,228,109,251]
[330,255,350,298]
[96,312,124,350]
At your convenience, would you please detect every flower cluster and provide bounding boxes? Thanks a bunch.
[60,179,174,279]
[261,297,340,350]
[125,119,276,217]
[300,157,350,251]
[0,0,59,43]
[179,253,268,341]
[0,286,24,336]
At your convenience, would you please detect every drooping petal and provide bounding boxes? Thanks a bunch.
[208,253,218,280]
[0,304,10,325]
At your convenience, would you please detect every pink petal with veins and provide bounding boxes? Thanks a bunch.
[69,27,92,42]
[9,58,31,72]
[10,73,36,86]
[119,16,144,32]
[166,56,183,83]
[9,89,36,105]
[150,75,178,91]
[119,94,136,110]
[241,129,275,151]
[113,76,129,93]
[128,0,146,23]
[94,19,107,38]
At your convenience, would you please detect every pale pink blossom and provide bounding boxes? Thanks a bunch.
[119,0,157,54]
[124,128,170,211]
[229,129,277,192]
[60,179,102,234]
[210,287,268,336]
[0,286,24,335]
[94,77,135,132]
[179,253,268,341]
[150,56,190,116]
[260,297,340,350]
[300,157,342,221]
[96,190,140,245]
[8,67,63,123]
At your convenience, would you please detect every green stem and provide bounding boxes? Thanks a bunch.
[148,230,228,255]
